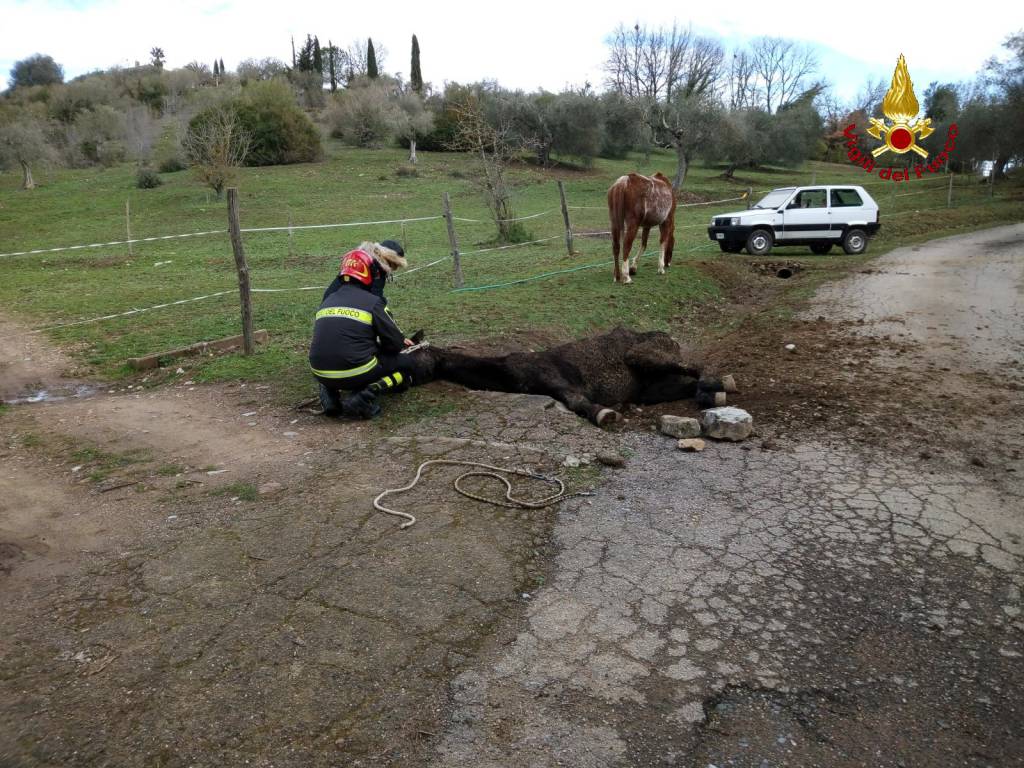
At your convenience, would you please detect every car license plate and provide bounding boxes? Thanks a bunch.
[715,233,724,240]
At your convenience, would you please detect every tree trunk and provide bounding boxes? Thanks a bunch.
[409,138,418,165]
[721,162,737,179]
[20,161,34,190]
[994,156,1008,179]
[672,144,688,192]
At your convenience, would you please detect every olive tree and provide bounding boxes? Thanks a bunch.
[182,106,251,197]
[0,117,59,189]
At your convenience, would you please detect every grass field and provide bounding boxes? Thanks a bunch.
[1,140,1021,399]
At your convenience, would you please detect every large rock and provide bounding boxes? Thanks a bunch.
[658,415,702,439]
[701,407,753,442]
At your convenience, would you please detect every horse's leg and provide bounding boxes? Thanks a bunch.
[659,218,675,273]
[611,218,622,283]
[636,374,700,404]
[561,389,620,426]
[620,221,639,284]
[631,227,650,276]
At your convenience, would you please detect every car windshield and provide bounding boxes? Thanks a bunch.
[752,189,794,210]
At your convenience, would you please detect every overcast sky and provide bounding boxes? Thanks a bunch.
[2,0,1019,102]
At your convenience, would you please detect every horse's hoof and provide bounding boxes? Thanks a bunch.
[657,268,665,275]
[714,392,728,406]
[722,374,738,393]
[595,408,621,426]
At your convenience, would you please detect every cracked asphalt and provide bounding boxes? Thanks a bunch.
[430,225,1024,767]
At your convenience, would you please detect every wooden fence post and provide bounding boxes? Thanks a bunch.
[947,173,954,208]
[442,192,463,289]
[125,199,133,258]
[287,208,294,259]
[746,187,753,209]
[227,188,255,355]
[557,180,574,256]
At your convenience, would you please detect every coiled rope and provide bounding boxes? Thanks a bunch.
[373,459,592,529]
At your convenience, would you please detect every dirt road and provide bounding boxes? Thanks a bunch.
[1,225,1022,767]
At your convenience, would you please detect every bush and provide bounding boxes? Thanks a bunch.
[136,168,163,188]
[234,80,322,165]
[395,165,418,178]
[158,155,186,173]
[325,83,403,148]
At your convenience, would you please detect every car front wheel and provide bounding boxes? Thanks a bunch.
[842,228,868,255]
[745,229,773,256]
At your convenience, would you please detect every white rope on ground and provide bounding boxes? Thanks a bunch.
[373,458,592,529]
[461,235,562,256]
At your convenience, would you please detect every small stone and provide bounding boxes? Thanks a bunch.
[258,482,284,496]
[563,455,581,468]
[970,456,986,468]
[659,415,702,439]
[721,374,738,393]
[677,438,706,452]
[175,368,185,375]
[701,407,754,442]
[784,343,796,352]
[596,451,626,468]
[282,431,299,438]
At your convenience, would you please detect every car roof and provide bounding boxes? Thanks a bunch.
[769,185,868,192]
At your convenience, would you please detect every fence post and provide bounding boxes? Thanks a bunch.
[947,173,954,208]
[125,199,133,258]
[442,192,463,289]
[557,180,574,256]
[989,161,995,198]
[746,187,753,209]
[227,188,255,355]
[287,208,294,259]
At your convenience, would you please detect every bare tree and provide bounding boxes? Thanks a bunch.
[605,23,706,102]
[728,49,758,110]
[181,106,251,198]
[448,91,524,242]
[0,118,59,190]
[345,39,387,79]
[749,37,818,113]
[853,76,887,116]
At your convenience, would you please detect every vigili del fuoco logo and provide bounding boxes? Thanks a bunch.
[843,54,959,182]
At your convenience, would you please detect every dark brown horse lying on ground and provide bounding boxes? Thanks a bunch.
[607,172,677,284]
[409,327,723,426]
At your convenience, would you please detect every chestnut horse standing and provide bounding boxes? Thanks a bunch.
[607,172,677,284]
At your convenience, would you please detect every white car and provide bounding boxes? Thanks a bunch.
[707,185,880,256]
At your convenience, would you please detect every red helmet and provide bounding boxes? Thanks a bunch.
[340,249,374,285]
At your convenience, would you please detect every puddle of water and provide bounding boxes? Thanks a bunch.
[4,384,97,405]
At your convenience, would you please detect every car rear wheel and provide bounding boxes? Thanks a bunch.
[719,241,743,254]
[810,242,833,255]
[745,229,773,256]
[842,228,868,255]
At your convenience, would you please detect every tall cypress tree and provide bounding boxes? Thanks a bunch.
[213,60,219,76]
[410,34,422,93]
[220,58,225,75]
[313,37,323,74]
[328,39,337,92]
[367,38,378,79]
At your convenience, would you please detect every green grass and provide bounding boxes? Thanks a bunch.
[213,482,259,501]
[2,143,1021,401]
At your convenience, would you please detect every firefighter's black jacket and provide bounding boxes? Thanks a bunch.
[308,282,405,376]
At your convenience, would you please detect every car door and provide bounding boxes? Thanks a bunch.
[829,188,867,236]
[780,188,830,241]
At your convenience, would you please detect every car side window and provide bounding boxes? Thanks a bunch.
[789,189,827,209]
[831,189,864,207]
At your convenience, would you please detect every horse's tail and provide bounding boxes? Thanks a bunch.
[608,178,627,282]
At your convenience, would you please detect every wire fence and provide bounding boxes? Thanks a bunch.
[1,168,1014,341]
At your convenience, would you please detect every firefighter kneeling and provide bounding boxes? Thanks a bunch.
[309,241,416,419]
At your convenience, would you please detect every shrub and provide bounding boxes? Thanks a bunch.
[158,155,186,173]
[136,168,163,188]
[234,80,322,165]
[325,84,402,147]
[395,165,418,178]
